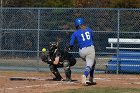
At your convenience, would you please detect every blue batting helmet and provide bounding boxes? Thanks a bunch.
[75,18,84,27]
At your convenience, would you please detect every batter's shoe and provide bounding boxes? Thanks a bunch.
[86,81,96,85]
[87,77,96,85]
[81,75,87,85]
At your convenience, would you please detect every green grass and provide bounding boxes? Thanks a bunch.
[48,87,140,93]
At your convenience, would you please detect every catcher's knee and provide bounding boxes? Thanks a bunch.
[49,65,60,75]
[63,60,70,67]
[49,65,57,72]
[63,60,71,71]
[49,65,54,70]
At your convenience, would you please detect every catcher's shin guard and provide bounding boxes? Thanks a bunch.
[52,71,63,81]
[65,68,71,81]
[63,60,71,81]
[49,65,62,81]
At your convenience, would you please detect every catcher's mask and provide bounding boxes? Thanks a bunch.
[49,42,58,55]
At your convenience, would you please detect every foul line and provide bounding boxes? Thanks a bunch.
[95,77,140,80]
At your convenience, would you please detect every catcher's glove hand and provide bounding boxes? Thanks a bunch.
[41,55,47,62]
[41,55,53,64]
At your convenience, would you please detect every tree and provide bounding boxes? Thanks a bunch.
[73,0,140,8]
[1,0,140,8]
[1,0,74,7]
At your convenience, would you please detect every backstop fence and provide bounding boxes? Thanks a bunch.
[0,8,140,74]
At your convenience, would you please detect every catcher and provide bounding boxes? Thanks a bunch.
[41,42,76,81]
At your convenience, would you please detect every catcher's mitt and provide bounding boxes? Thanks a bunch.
[41,55,52,64]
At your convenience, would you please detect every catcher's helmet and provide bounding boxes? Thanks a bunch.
[49,42,58,55]
[75,18,84,27]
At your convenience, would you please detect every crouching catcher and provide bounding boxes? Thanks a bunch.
[41,42,76,81]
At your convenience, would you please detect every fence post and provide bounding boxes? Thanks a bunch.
[37,9,41,71]
[0,0,2,56]
[116,9,120,74]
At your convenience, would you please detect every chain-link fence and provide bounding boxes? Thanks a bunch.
[0,8,140,74]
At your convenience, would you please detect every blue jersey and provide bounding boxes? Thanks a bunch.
[69,27,94,49]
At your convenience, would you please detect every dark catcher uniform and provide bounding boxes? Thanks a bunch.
[41,42,76,81]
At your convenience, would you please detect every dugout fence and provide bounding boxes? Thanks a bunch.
[0,8,140,74]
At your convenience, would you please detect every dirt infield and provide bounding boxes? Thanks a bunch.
[0,71,140,93]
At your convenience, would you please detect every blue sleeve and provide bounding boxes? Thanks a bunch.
[69,33,76,46]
